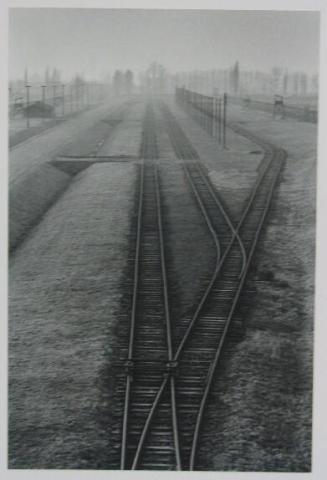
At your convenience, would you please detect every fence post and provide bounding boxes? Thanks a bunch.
[77,84,80,111]
[62,84,65,116]
[53,84,57,117]
[86,83,89,108]
[201,95,205,129]
[205,96,208,133]
[213,96,216,139]
[41,85,46,123]
[9,87,12,113]
[215,97,219,140]
[218,97,222,145]
[69,85,72,113]
[223,93,227,149]
[25,84,31,128]
[81,84,85,109]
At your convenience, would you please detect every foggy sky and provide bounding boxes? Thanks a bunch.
[9,8,320,81]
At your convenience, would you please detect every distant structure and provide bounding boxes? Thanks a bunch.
[113,69,135,96]
[125,70,134,95]
[113,70,124,96]
[23,101,54,118]
[142,62,168,95]
[230,61,239,94]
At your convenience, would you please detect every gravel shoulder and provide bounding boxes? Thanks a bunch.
[154,97,315,471]
[9,95,130,187]
[195,103,317,471]
[9,163,136,468]
[9,98,133,252]
[164,97,264,223]
[97,100,145,157]
[154,104,216,338]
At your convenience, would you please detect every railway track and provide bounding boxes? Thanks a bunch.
[114,100,285,470]
[118,104,181,470]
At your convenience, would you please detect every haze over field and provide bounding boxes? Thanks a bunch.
[9,8,320,81]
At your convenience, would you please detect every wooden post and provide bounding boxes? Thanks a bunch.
[211,96,215,137]
[214,96,218,138]
[53,84,57,117]
[25,84,31,128]
[218,98,222,144]
[41,85,46,123]
[70,85,73,113]
[86,83,90,108]
[62,84,65,116]
[223,93,227,149]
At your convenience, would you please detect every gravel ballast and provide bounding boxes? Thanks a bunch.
[9,163,71,251]
[9,99,132,252]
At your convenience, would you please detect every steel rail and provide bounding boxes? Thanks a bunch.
[130,104,255,466]
[131,161,182,470]
[154,163,182,471]
[177,93,288,467]
[195,161,247,278]
[172,148,272,360]
[121,103,182,470]
[159,103,246,269]
[120,159,144,470]
[128,110,228,464]
[121,103,157,469]
[131,374,169,469]
[134,102,284,470]
[162,103,275,361]
[189,151,285,470]
[127,159,222,470]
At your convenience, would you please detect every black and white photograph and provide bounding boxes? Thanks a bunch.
[3,0,327,477]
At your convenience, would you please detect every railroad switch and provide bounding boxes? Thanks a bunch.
[124,359,134,375]
[164,360,178,377]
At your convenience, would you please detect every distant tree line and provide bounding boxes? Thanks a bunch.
[113,70,134,95]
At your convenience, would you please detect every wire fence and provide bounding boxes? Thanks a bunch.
[228,95,318,123]
[9,82,111,138]
[176,87,228,148]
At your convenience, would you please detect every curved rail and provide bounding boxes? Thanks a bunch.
[137,102,286,469]
[127,103,242,465]
[175,97,287,467]
[129,160,224,466]
[196,161,247,278]
[189,150,285,469]
[160,103,246,272]
[120,100,285,470]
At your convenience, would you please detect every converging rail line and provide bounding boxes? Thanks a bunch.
[115,98,286,470]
